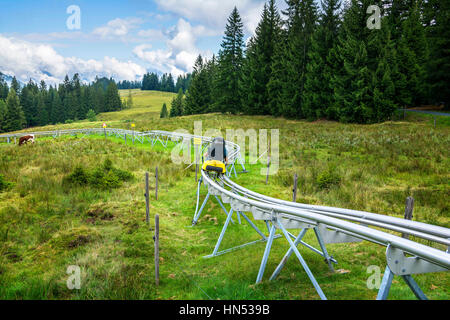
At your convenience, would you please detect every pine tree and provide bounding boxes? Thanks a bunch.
[4,88,25,132]
[215,7,245,114]
[0,99,7,133]
[50,90,63,124]
[267,29,287,116]
[281,0,318,119]
[126,90,133,109]
[243,0,283,115]
[0,75,8,101]
[185,55,211,115]
[424,0,450,106]
[396,0,429,107]
[170,89,184,117]
[10,76,20,94]
[330,0,398,123]
[104,82,122,112]
[20,82,37,127]
[302,0,341,120]
[160,103,168,118]
[204,56,218,113]
[36,92,49,126]
[86,109,97,121]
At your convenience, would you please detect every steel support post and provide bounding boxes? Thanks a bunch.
[192,193,210,226]
[214,195,235,224]
[377,266,394,300]
[256,224,277,283]
[402,275,428,300]
[204,208,235,258]
[313,227,335,272]
[377,265,428,300]
[276,220,327,300]
[270,228,308,281]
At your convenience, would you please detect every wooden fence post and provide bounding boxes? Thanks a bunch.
[155,167,158,201]
[402,197,414,239]
[293,173,298,202]
[145,172,150,225]
[124,134,127,145]
[155,214,160,286]
[265,156,271,185]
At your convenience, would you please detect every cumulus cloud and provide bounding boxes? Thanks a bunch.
[154,0,267,35]
[93,17,144,39]
[133,19,213,76]
[137,29,166,40]
[0,35,146,84]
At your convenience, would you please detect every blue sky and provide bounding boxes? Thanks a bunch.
[0,0,287,84]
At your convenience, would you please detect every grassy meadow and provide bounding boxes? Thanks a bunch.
[0,90,449,300]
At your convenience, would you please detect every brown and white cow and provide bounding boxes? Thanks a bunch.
[19,134,35,146]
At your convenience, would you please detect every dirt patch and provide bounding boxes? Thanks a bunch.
[86,206,115,221]
[68,235,91,248]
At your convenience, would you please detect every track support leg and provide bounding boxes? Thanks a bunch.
[276,221,327,300]
[377,266,428,300]
[270,228,308,281]
[313,227,335,272]
[256,224,276,283]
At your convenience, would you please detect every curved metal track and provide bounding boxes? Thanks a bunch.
[2,127,449,299]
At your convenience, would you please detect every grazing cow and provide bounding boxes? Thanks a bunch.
[19,134,35,146]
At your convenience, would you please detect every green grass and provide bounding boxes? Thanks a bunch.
[0,91,448,300]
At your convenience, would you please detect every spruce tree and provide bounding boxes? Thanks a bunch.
[0,99,6,133]
[51,90,63,124]
[160,103,168,118]
[243,0,283,115]
[281,0,318,119]
[302,0,341,120]
[330,0,398,123]
[36,92,49,126]
[396,0,429,107]
[425,0,450,106]
[0,75,8,100]
[105,82,122,112]
[169,89,184,117]
[127,90,133,108]
[267,29,287,116]
[4,88,26,132]
[215,7,245,114]
[185,55,210,115]
[10,76,20,94]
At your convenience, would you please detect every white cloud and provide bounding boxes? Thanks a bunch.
[154,0,267,35]
[133,19,213,76]
[93,17,144,39]
[137,29,166,40]
[0,35,146,84]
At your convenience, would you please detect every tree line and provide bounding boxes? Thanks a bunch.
[163,0,449,124]
[0,74,123,133]
[142,72,192,93]
[117,80,142,90]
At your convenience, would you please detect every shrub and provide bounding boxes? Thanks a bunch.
[316,168,341,190]
[63,159,133,189]
[63,166,89,186]
[0,174,12,192]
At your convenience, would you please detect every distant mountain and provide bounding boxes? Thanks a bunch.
[0,72,25,88]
